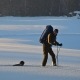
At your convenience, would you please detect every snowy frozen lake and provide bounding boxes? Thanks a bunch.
[0,16,80,80]
[0,16,80,50]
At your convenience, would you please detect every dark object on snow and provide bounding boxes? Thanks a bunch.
[39,25,53,44]
[13,61,25,66]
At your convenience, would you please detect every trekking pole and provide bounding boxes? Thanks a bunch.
[56,46,61,66]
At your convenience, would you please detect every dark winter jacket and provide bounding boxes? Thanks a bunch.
[47,33,59,46]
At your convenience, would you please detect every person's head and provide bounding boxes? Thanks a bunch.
[54,29,59,35]
[20,61,25,66]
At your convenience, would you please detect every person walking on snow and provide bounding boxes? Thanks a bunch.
[42,29,62,66]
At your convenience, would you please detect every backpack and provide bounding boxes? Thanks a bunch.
[39,25,53,44]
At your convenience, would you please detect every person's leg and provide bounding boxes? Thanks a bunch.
[42,44,48,66]
[48,47,56,66]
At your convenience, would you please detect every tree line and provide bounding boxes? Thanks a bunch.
[0,0,80,16]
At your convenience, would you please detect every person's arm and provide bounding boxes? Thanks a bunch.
[55,40,62,46]
[48,33,53,45]
[48,33,58,45]
[48,34,62,46]
[54,40,59,45]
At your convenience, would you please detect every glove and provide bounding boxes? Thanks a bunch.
[53,42,56,46]
[59,43,62,46]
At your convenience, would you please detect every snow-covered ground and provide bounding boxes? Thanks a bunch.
[0,16,80,80]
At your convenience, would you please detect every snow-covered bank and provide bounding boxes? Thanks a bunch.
[0,65,80,80]
[0,38,80,66]
[0,16,80,80]
[0,42,80,80]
